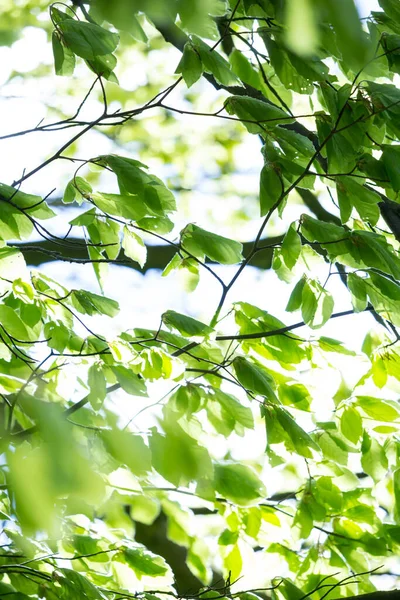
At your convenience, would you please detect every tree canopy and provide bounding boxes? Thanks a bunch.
[2,1,400,600]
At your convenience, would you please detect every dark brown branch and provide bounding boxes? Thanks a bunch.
[12,235,283,272]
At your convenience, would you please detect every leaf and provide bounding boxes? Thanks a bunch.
[101,430,152,475]
[0,183,55,220]
[93,0,148,40]
[340,407,362,444]
[259,163,283,216]
[285,0,318,56]
[71,289,119,317]
[225,95,294,135]
[232,357,277,401]
[117,547,169,579]
[55,568,105,600]
[317,431,348,465]
[347,273,368,312]
[63,177,92,204]
[0,305,31,341]
[394,468,400,519]
[87,363,107,410]
[58,19,119,60]
[336,178,381,225]
[122,226,147,268]
[175,42,203,87]
[111,365,148,396]
[129,495,160,525]
[301,279,334,329]
[356,396,400,422]
[181,224,243,264]
[150,425,212,486]
[96,154,176,215]
[361,431,388,482]
[52,32,75,76]
[213,389,254,430]
[214,463,266,506]
[324,0,372,70]
[85,53,118,81]
[275,406,319,457]
[163,309,213,338]
[281,223,301,269]
[381,144,400,191]
[286,277,306,312]
[223,543,242,580]
[191,36,238,86]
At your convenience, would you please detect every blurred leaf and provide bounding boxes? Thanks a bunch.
[214,463,266,506]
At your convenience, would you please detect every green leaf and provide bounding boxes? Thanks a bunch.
[63,177,92,204]
[340,407,362,444]
[284,0,318,56]
[214,463,266,506]
[225,95,294,135]
[93,1,148,40]
[85,53,118,81]
[0,305,31,341]
[336,177,381,225]
[52,31,75,76]
[347,273,368,312]
[71,289,119,317]
[175,42,203,87]
[286,276,306,312]
[111,365,148,396]
[136,215,174,234]
[301,279,334,329]
[87,363,107,410]
[0,183,55,220]
[55,568,105,600]
[381,144,400,191]
[58,19,119,60]
[317,431,348,465]
[356,396,400,422]
[117,547,169,578]
[122,226,147,268]
[259,164,283,216]
[361,431,388,481]
[213,389,254,430]
[129,495,160,525]
[181,224,243,264]
[276,406,319,457]
[191,36,238,86]
[101,430,152,475]
[324,0,372,70]
[318,337,356,356]
[96,154,176,216]
[224,543,243,580]
[150,425,212,486]
[394,468,400,519]
[163,309,213,338]
[232,357,277,401]
[281,223,301,269]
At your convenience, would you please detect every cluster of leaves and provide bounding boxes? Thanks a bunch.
[2,1,400,600]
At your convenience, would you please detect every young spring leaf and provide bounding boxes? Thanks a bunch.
[259,163,283,216]
[181,224,243,264]
[163,309,213,338]
[175,42,203,87]
[214,463,266,506]
[58,19,119,60]
[232,357,277,401]
[52,31,75,76]
[122,227,147,268]
[225,95,294,134]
